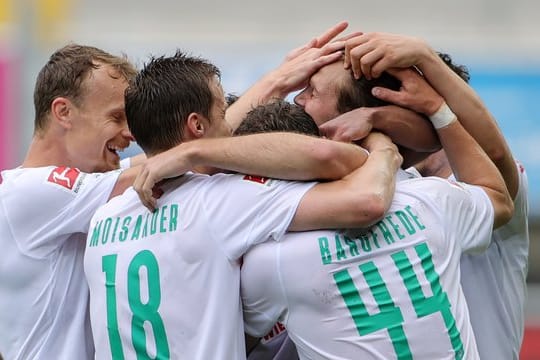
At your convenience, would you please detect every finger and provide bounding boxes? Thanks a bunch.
[371,86,404,106]
[285,38,316,61]
[335,31,363,43]
[319,40,346,55]
[358,47,385,80]
[315,21,348,47]
[313,51,343,69]
[344,35,368,70]
[142,175,158,211]
[133,167,147,195]
[318,123,336,139]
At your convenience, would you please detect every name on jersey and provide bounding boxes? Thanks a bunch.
[318,205,426,265]
[88,203,179,247]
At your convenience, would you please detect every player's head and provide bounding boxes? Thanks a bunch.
[33,43,137,172]
[293,59,400,126]
[125,50,231,156]
[234,99,320,137]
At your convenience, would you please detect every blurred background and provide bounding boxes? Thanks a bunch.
[0,0,538,356]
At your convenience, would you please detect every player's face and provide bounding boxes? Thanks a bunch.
[294,61,348,126]
[68,64,133,173]
[203,76,232,138]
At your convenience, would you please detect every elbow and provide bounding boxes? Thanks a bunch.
[493,192,515,229]
[315,142,365,180]
[348,193,388,228]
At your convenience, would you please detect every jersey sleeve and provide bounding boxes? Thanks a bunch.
[241,242,286,337]
[202,173,315,261]
[436,178,494,254]
[6,167,121,257]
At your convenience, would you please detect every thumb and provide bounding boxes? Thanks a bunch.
[371,86,402,104]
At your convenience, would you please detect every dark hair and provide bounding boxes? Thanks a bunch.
[226,93,239,106]
[437,52,470,83]
[33,43,136,134]
[234,99,320,137]
[337,70,401,113]
[125,50,221,155]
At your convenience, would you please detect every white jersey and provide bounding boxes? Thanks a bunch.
[247,322,299,360]
[84,172,314,360]
[241,177,494,360]
[460,161,529,360]
[0,166,120,360]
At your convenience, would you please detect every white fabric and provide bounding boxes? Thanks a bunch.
[0,166,120,360]
[119,157,131,169]
[84,172,314,360]
[460,161,529,360]
[242,177,494,360]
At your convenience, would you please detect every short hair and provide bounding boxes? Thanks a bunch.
[337,70,401,114]
[437,52,471,83]
[33,43,136,133]
[125,50,221,155]
[226,93,239,106]
[234,99,320,137]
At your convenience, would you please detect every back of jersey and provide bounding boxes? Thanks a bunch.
[242,177,494,360]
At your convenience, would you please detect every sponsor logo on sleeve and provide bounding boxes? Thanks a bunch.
[47,167,83,192]
[243,174,271,185]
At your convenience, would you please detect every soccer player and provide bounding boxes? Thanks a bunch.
[0,44,140,359]
[83,51,406,359]
[241,66,514,359]
[342,33,529,359]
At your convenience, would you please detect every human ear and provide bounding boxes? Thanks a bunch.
[186,113,206,139]
[50,97,73,130]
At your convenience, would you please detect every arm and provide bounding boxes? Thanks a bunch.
[319,105,440,151]
[412,48,519,198]
[289,132,402,230]
[226,22,349,129]
[134,132,368,210]
[344,32,518,199]
[370,68,513,228]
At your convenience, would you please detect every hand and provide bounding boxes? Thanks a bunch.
[359,131,394,152]
[371,68,444,116]
[343,32,429,79]
[271,22,350,96]
[133,147,193,211]
[319,107,377,142]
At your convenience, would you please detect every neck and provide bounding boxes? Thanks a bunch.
[22,133,70,169]
[415,150,453,178]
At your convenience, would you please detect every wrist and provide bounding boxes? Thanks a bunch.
[429,102,457,129]
[260,70,290,99]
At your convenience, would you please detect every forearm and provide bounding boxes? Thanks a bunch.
[418,51,518,197]
[372,105,440,152]
[290,141,401,231]
[186,132,367,180]
[437,121,513,227]
[128,153,147,167]
[344,146,401,216]
[225,73,288,130]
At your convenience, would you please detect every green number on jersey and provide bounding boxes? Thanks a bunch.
[334,242,463,360]
[102,251,170,359]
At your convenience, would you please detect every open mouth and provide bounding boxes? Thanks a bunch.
[106,144,126,158]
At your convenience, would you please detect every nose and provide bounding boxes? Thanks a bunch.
[122,128,135,142]
[294,91,306,107]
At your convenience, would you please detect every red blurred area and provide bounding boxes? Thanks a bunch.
[0,53,18,170]
[521,325,540,359]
